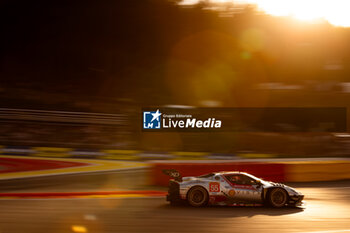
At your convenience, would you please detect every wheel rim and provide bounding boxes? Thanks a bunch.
[191,190,204,204]
[272,190,286,206]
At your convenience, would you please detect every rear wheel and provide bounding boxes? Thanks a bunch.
[187,186,208,207]
[268,188,288,208]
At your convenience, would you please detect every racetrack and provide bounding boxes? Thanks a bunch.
[1,180,350,233]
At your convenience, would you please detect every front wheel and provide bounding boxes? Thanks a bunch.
[187,186,209,207]
[268,188,288,208]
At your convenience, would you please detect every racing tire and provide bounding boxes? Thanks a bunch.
[187,186,209,207]
[268,188,288,208]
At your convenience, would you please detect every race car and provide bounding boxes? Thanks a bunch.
[163,169,304,208]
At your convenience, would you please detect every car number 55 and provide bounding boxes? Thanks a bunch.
[209,182,220,192]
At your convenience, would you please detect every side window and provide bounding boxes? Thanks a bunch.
[226,174,256,185]
[240,175,256,185]
[226,174,243,185]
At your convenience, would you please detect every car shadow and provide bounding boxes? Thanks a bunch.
[156,204,304,218]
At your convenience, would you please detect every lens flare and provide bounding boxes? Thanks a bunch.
[179,0,350,27]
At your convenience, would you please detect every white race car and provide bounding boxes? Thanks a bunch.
[164,169,304,208]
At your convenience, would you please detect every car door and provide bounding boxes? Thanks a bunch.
[222,174,263,202]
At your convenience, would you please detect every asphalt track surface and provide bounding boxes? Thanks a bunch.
[1,174,350,233]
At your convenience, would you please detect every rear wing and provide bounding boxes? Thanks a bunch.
[162,169,182,182]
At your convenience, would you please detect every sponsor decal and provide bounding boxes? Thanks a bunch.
[170,171,180,177]
[233,184,256,190]
[209,195,227,204]
[209,196,216,203]
[228,190,236,197]
[209,182,220,192]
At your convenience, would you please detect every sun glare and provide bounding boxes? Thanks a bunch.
[180,0,350,27]
[250,0,350,27]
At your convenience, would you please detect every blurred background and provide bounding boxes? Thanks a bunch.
[1,0,350,157]
[3,1,350,233]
